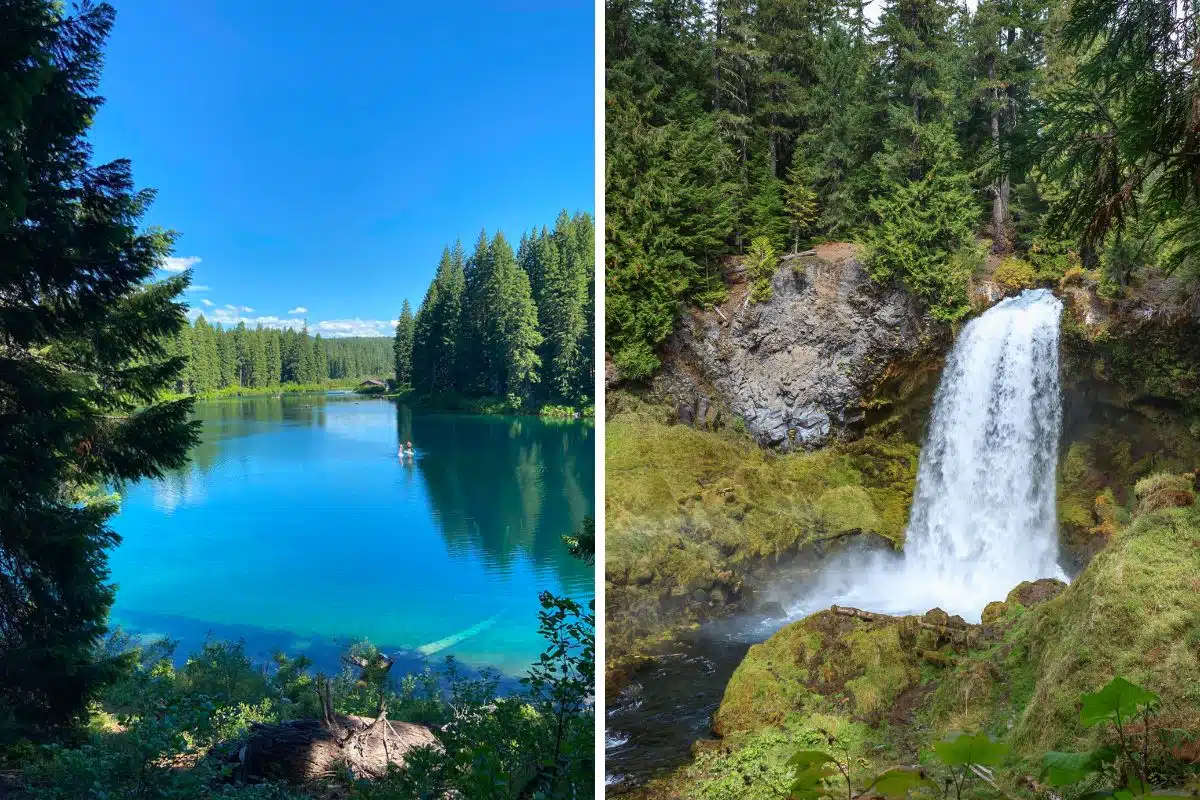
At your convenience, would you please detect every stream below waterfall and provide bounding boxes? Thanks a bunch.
[607,289,1072,791]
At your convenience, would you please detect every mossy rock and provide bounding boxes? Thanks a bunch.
[980,601,1009,626]
[605,408,920,667]
[1004,578,1067,608]
[714,610,923,735]
[1134,471,1197,513]
[814,485,881,533]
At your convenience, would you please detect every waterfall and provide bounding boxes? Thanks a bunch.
[789,289,1067,622]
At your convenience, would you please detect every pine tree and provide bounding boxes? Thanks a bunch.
[297,327,316,384]
[265,330,282,387]
[460,232,493,392]
[411,282,440,393]
[486,233,543,397]
[249,325,269,388]
[216,325,236,388]
[746,156,790,252]
[606,93,737,378]
[540,212,592,401]
[1041,0,1200,272]
[0,0,199,736]
[393,299,415,387]
[192,317,220,393]
[864,0,977,321]
[783,157,818,252]
[313,334,328,383]
[965,0,1048,253]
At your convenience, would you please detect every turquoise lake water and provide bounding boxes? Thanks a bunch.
[108,393,595,678]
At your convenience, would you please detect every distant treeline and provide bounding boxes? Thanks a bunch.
[394,210,594,405]
[165,320,394,394]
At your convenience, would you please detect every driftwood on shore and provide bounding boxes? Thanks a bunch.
[224,652,439,784]
[829,604,980,647]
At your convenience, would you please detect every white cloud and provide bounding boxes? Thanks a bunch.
[312,318,399,338]
[240,306,254,313]
[288,306,308,315]
[185,284,211,293]
[200,299,214,307]
[185,308,397,338]
[163,256,201,273]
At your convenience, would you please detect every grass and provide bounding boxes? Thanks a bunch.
[160,378,369,401]
[605,402,918,670]
[383,389,594,419]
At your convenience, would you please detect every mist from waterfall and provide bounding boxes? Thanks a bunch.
[786,288,1067,622]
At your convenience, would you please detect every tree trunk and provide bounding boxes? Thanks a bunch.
[989,52,1010,253]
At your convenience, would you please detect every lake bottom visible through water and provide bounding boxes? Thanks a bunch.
[108,393,594,683]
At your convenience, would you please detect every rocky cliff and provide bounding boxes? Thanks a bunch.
[650,244,936,450]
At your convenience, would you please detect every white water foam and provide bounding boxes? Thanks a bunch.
[787,289,1067,622]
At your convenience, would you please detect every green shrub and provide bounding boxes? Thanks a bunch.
[992,257,1036,289]
[612,340,660,382]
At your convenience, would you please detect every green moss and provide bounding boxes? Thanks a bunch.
[605,406,919,666]
[715,612,921,736]
[1002,504,1200,760]
[843,625,917,719]
[815,486,881,533]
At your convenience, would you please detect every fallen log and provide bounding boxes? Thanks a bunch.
[221,664,439,785]
[233,711,438,783]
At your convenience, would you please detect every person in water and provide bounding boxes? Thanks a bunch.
[404,440,414,457]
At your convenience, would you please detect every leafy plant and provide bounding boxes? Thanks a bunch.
[929,732,1009,800]
[787,730,936,800]
[1040,676,1182,798]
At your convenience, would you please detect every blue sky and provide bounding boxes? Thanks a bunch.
[90,1,595,337]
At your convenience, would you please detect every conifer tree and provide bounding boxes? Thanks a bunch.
[965,0,1047,253]
[393,300,415,387]
[266,330,282,388]
[486,233,543,397]
[216,325,236,388]
[411,282,440,394]
[249,325,269,388]
[783,158,818,252]
[0,0,200,736]
[746,157,790,253]
[313,334,328,383]
[1041,0,1200,272]
[460,232,493,393]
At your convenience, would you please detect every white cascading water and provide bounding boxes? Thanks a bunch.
[788,288,1067,622]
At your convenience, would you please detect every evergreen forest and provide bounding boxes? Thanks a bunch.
[165,321,394,394]
[606,0,1200,377]
[394,212,596,408]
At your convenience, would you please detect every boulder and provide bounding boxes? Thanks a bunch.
[1005,578,1067,608]
[923,608,950,627]
[981,601,1009,626]
[649,245,930,450]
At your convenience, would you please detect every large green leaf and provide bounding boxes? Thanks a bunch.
[1080,678,1159,727]
[872,766,938,798]
[1042,747,1118,786]
[931,732,1010,767]
[790,763,840,800]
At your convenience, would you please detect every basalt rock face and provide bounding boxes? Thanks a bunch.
[653,245,931,450]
